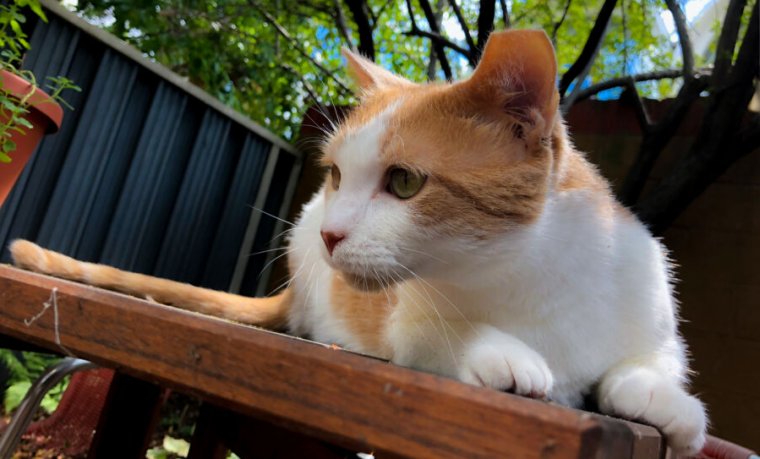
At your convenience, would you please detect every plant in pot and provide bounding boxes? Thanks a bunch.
[0,0,79,206]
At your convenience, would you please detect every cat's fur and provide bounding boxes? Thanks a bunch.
[10,30,706,453]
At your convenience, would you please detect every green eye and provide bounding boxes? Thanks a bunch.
[331,164,341,190]
[388,167,426,199]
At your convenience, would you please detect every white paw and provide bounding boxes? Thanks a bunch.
[600,367,707,455]
[458,332,553,398]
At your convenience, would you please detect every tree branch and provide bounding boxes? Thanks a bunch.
[403,27,474,62]
[551,0,572,43]
[416,0,454,79]
[333,0,356,51]
[499,0,510,27]
[427,0,446,80]
[726,0,759,87]
[712,0,749,84]
[664,0,694,77]
[558,0,617,98]
[344,0,375,60]
[248,0,351,94]
[618,74,708,206]
[371,0,394,29]
[447,0,477,54]
[569,68,703,103]
[476,0,496,55]
[280,63,320,103]
[620,78,651,130]
[633,1,759,232]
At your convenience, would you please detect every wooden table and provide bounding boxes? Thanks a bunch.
[0,265,665,458]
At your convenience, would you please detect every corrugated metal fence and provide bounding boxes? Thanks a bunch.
[0,2,302,296]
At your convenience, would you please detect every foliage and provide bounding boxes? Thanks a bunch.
[146,436,190,459]
[0,0,80,163]
[65,0,758,233]
[69,0,704,141]
[0,350,68,415]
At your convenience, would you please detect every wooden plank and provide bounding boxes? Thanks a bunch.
[0,265,657,458]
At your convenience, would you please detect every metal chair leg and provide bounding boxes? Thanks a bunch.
[0,357,96,458]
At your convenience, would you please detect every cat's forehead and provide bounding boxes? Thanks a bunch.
[324,84,523,173]
[322,89,408,167]
[327,99,402,174]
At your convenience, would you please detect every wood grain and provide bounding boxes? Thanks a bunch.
[0,265,662,458]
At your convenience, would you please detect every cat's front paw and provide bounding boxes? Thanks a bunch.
[600,367,707,455]
[458,330,553,398]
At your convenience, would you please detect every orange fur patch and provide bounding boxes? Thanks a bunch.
[330,273,395,357]
[10,240,292,329]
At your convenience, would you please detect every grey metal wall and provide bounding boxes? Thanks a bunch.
[0,4,302,296]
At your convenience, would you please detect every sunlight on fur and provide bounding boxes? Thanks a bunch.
[10,30,707,455]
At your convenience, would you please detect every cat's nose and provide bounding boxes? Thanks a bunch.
[320,230,345,256]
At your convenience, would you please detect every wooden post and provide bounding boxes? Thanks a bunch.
[87,373,164,458]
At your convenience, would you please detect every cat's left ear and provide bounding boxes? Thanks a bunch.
[342,48,415,91]
[464,30,559,134]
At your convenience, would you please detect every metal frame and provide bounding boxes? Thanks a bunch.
[255,158,304,296]
[0,358,96,458]
[229,145,281,294]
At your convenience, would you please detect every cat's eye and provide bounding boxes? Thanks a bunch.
[331,165,341,190]
[387,167,426,199]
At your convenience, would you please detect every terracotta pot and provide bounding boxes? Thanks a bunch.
[0,69,64,206]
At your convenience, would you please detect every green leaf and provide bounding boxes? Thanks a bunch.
[16,118,33,129]
[28,1,48,22]
[162,436,190,456]
[40,394,57,413]
[145,447,170,459]
[0,152,12,163]
[4,381,31,413]
[3,140,17,153]
[1,98,18,111]
[10,20,22,36]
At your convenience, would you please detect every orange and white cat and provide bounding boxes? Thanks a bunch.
[11,30,706,453]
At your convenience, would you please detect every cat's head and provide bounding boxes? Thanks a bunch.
[319,30,560,290]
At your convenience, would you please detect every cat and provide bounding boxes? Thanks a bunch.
[10,30,706,454]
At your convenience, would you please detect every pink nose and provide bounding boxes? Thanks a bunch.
[320,231,345,256]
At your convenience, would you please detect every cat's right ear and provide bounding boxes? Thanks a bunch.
[463,30,559,134]
[342,48,414,91]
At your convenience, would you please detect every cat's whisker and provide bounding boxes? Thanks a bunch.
[257,248,295,280]
[378,269,433,352]
[387,268,439,353]
[247,205,295,227]
[391,266,460,364]
[265,227,296,249]
[408,280,459,366]
[249,246,289,257]
[396,263,479,338]
[375,268,392,309]
[297,122,334,140]
[400,247,449,264]
[302,262,319,310]
[396,263,468,348]
[271,248,312,295]
[304,72,340,134]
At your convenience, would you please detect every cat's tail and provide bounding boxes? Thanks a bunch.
[9,240,291,329]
